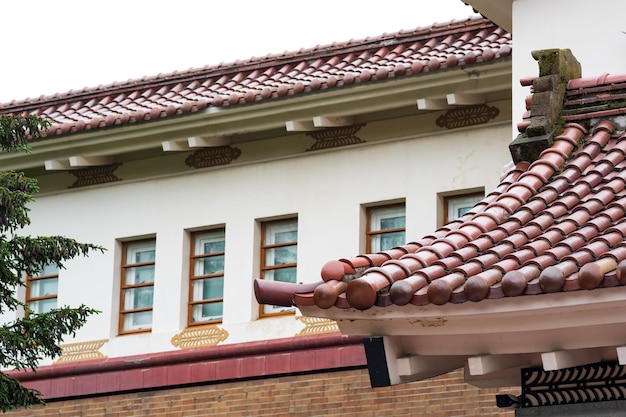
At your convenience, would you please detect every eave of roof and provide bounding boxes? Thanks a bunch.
[253,49,626,386]
[0,16,511,143]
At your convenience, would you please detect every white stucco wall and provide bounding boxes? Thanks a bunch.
[5,121,512,362]
[512,0,626,136]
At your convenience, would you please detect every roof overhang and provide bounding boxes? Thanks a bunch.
[0,59,511,172]
[300,286,626,387]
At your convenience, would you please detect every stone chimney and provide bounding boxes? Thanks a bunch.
[509,49,581,164]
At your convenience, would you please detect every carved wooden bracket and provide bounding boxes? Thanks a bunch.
[69,164,122,188]
[306,124,365,151]
[185,145,242,168]
[436,104,500,129]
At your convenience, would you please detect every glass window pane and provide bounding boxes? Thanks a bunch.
[370,206,405,232]
[380,215,405,230]
[192,302,223,322]
[446,193,484,221]
[135,249,155,263]
[265,220,297,245]
[264,303,295,315]
[192,277,224,301]
[124,287,154,310]
[123,311,152,331]
[194,255,224,276]
[275,230,297,244]
[195,231,225,255]
[371,230,406,252]
[30,298,57,314]
[126,241,156,264]
[265,246,297,267]
[30,277,58,297]
[125,265,155,285]
[265,267,296,283]
[38,264,58,276]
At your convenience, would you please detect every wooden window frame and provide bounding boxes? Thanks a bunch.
[188,229,225,326]
[366,203,406,253]
[26,265,59,314]
[259,217,298,317]
[119,239,156,335]
[443,191,484,224]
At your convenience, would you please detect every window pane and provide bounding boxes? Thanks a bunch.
[195,231,225,255]
[30,298,57,314]
[124,287,154,310]
[275,230,297,244]
[30,277,58,297]
[194,255,224,276]
[371,230,406,252]
[265,267,297,283]
[265,246,297,266]
[126,241,156,264]
[446,193,484,221]
[192,302,223,323]
[123,311,152,331]
[125,265,155,285]
[264,303,294,315]
[369,206,405,232]
[192,277,224,301]
[38,264,58,276]
[265,220,297,245]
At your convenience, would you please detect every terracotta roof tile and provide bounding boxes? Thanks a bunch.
[254,70,626,310]
[1,17,510,138]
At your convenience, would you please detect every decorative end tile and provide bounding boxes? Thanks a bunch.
[171,325,229,349]
[296,316,339,336]
[54,339,108,364]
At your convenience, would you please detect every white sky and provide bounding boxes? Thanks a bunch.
[0,0,477,103]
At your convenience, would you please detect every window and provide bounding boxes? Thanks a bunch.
[189,229,225,325]
[366,204,406,253]
[260,218,298,315]
[120,239,155,333]
[444,192,484,223]
[26,264,59,314]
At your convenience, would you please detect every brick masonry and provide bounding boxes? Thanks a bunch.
[5,368,518,417]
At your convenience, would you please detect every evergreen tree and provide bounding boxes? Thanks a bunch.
[0,114,102,412]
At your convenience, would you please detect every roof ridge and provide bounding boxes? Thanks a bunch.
[0,16,496,112]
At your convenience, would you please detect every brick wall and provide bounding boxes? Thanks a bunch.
[6,368,518,417]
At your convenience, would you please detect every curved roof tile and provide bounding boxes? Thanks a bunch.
[254,70,626,312]
[0,16,510,138]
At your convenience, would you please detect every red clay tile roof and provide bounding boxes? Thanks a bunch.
[0,16,510,138]
[254,68,626,311]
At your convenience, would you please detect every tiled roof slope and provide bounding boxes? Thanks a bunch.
[0,17,510,138]
[255,63,626,312]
